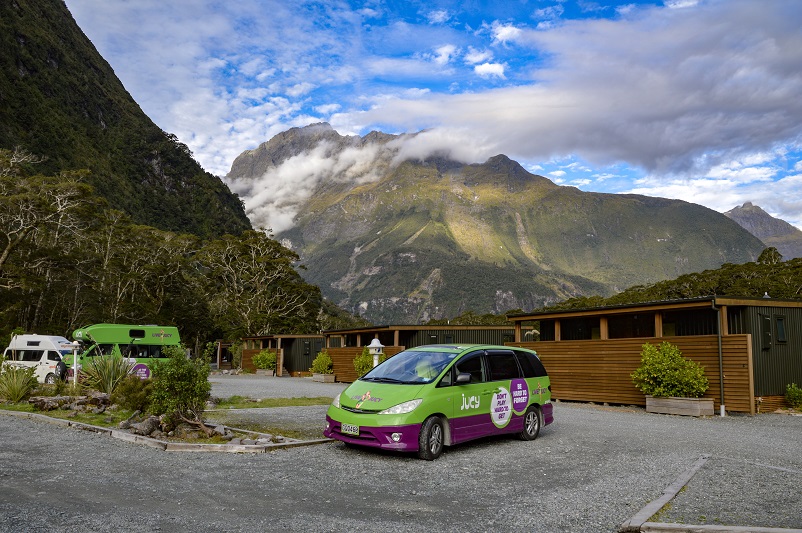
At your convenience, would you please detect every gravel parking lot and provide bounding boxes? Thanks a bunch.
[1,375,800,533]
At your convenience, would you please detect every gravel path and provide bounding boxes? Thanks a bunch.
[0,375,800,532]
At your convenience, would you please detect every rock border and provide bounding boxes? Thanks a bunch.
[0,409,332,453]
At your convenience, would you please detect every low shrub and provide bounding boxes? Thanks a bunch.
[252,349,277,371]
[786,383,802,409]
[80,356,133,394]
[310,350,333,374]
[353,346,386,377]
[149,345,211,428]
[631,341,709,398]
[111,375,153,412]
[0,365,39,403]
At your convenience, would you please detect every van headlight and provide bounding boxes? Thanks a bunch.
[331,394,341,408]
[379,399,422,415]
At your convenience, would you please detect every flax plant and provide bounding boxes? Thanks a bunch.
[0,365,39,403]
[81,357,133,394]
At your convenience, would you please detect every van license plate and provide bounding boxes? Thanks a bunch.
[341,423,359,435]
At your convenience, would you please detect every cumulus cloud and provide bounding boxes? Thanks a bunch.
[489,21,523,45]
[474,62,506,78]
[464,46,493,65]
[431,44,458,66]
[361,0,802,178]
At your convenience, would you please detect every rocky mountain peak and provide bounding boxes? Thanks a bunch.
[725,202,802,259]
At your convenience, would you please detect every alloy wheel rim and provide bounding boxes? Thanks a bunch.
[430,424,442,452]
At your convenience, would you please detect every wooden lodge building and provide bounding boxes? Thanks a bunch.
[239,334,326,376]
[506,296,802,414]
[321,325,527,383]
[235,325,525,379]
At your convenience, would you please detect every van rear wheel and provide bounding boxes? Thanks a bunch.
[519,405,542,441]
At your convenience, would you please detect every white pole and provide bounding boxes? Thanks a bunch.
[72,341,80,387]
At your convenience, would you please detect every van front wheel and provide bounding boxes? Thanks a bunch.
[44,373,56,385]
[418,416,444,460]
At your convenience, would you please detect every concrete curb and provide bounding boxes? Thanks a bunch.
[640,523,802,533]
[620,454,802,533]
[620,455,711,532]
[0,409,333,453]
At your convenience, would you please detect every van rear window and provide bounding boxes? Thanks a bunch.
[515,351,548,378]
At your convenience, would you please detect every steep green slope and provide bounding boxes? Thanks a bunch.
[0,0,250,238]
[264,130,765,322]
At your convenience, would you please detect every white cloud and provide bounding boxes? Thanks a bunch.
[359,0,802,179]
[431,44,458,66]
[285,82,316,98]
[474,62,506,78]
[230,141,390,233]
[314,103,341,115]
[426,10,450,25]
[464,46,493,65]
[489,21,523,45]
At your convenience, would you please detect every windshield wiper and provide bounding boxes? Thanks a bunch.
[365,376,421,384]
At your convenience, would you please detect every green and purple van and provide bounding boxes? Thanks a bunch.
[324,344,553,460]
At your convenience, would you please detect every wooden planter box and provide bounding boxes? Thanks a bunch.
[646,396,714,416]
[312,373,335,383]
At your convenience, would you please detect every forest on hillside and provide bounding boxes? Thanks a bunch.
[546,247,802,311]
[0,148,365,352]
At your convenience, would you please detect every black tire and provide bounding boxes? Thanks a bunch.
[417,416,444,460]
[56,361,68,381]
[44,373,56,385]
[519,405,542,441]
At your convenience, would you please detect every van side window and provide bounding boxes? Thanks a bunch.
[486,350,521,381]
[47,351,61,361]
[437,368,453,387]
[515,351,547,378]
[22,350,44,362]
[454,352,485,383]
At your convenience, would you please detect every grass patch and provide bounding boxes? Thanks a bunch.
[213,396,333,409]
[1,396,330,442]
[0,402,135,427]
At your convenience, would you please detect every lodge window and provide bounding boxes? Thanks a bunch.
[608,313,655,339]
[775,316,787,344]
[560,317,599,340]
[761,314,771,350]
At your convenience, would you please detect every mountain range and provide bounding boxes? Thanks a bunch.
[0,0,250,238]
[6,1,799,325]
[228,123,772,323]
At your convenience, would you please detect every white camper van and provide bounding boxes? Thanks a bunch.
[2,334,72,384]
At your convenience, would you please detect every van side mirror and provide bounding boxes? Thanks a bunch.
[456,372,472,384]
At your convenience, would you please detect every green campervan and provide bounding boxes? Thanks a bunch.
[65,324,181,379]
[324,344,553,460]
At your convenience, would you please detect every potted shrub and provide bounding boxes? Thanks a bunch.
[631,341,713,416]
[252,349,277,376]
[310,350,334,383]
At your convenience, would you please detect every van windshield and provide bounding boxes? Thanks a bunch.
[360,350,458,384]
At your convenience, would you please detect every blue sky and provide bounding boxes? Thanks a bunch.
[64,0,802,233]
